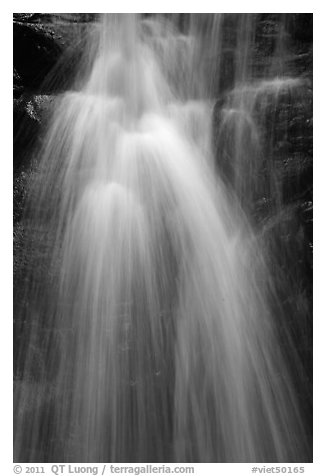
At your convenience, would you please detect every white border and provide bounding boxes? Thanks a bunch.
[3,4,324,474]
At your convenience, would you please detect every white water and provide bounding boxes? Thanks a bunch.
[14,14,309,462]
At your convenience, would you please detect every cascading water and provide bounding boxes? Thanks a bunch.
[14,14,312,463]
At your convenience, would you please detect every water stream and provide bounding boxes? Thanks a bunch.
[14,14,311,463]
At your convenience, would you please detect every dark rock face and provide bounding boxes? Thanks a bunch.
[14,94,54,168]
[13,14,95,97]
[13,14,95,227]
[212,14,312,225]
[212,14,312,441]
[13,20,63,93]
[13,16,93,344]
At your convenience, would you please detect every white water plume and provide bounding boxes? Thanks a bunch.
[14,14,310,463]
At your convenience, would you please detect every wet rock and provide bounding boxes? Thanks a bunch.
[13,20,63,92]
[14,94,54,169]
[14,68,24,98]
[13,14,96,96]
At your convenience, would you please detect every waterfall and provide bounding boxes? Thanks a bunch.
[14,14,311,463]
